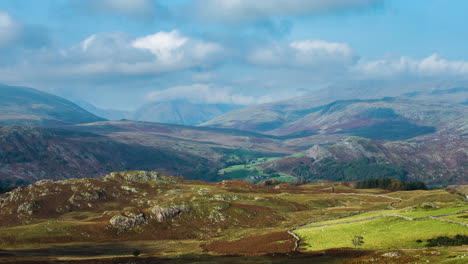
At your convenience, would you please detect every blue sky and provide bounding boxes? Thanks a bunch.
[0,0,467,109]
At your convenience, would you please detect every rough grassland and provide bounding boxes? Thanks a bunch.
[0,172,466,262]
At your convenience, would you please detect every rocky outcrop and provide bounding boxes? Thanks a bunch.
[305,145,335,161]
[109,214,147,232]
[382,252,402,257]
[150,205,191,222]
[68,191,105,207]
[105,171,160,182]
[17,201,39,216]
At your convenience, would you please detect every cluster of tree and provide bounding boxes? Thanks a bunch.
[356,178,427,191]
[315,158,408,182]
[426,235,468,247]
[0,179,27,193]
[258,179,281,186]
[291,158,408,183]
[218,148,267,167]
[292,163,312,182]
[262,167,280,178]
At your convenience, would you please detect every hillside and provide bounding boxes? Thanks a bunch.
[0,122,292,185]
[263,136,467,186]
[0,85,105,126]
[0,171,466,262]
[0,116,466,187]
[202,83,468,137]
[130,100,241,125]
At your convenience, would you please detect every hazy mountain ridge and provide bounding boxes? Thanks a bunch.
[130,100,242,125]
[76,99,242,125]
[73,100,130,121]
[202,81,468,135]
[0,85,106,126]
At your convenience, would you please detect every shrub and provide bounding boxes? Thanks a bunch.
[356,177,427,191]
[352,235,364,248]
[426,235,468,247]
[132,249,141,257]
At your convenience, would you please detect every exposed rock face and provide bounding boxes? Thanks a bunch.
[109,214,147,231]
[150,205,191,222]
[105,171,160,182]
[382,252,402,257]
[17,201,39,216]
[306,145,335,161]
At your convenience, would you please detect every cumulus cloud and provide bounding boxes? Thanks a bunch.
[147,84,258,105]
[0,30,226,81]
[249,39,356,68]
[84,0,154,17]
[132,30,224,66]
[192,0,385,23]
[354,54,468,79]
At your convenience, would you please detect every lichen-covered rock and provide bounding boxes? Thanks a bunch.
[150,205,190,222]
[17,201,39,216]
[208,210,227,223]
[104,171,160,182]
[68,191,105,207]
[208,194,240,201]
[382,252,402,257]
[109,214,147,231]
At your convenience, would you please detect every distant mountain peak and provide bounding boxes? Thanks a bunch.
[130,100,242,126]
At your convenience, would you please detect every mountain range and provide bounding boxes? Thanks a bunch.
[0,82,466,188]
[203,80,468,135]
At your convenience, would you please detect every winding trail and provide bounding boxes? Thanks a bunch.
[287,192,467,252]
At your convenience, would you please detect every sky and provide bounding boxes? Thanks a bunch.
[0,0,467,110]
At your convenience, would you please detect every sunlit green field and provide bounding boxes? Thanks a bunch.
[296,205,468,251]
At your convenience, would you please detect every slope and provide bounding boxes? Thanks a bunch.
[0,84,105,126]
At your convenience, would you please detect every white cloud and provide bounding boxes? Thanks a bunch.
[0,30,226,80]
[132,30,188,63]
[132,30,224,66]
[88,0,154,17]
[147,84,257,105]
[193,0,384,22]
[249,39,356,67]
[354,54,468,78]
